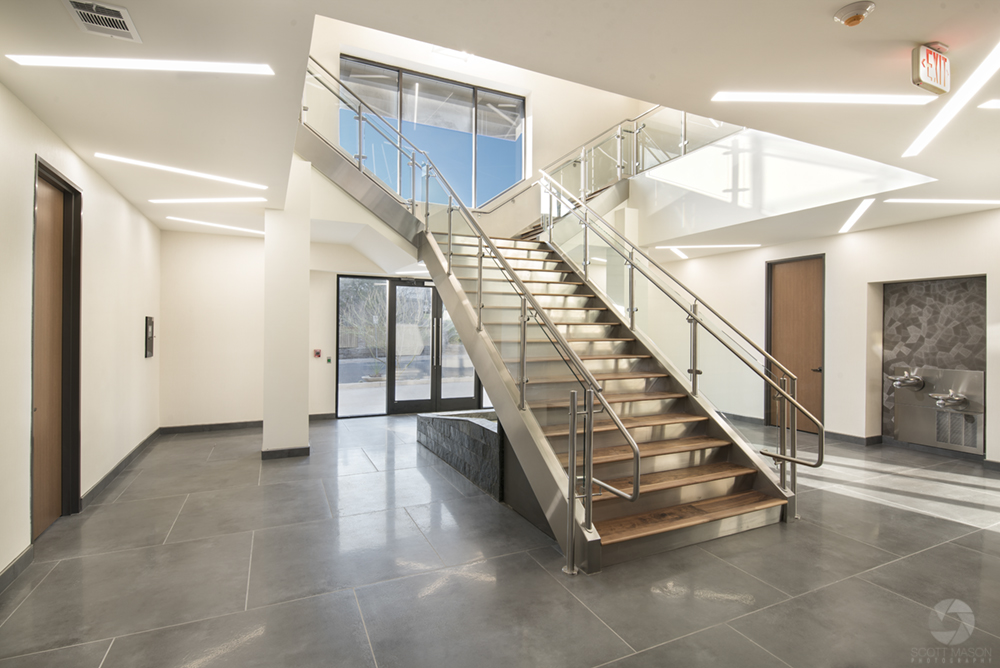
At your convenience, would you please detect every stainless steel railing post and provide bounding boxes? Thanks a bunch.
[616,125,623,182]
[579,147,586,200]
[408,154,416,214]
[424,167,431,228]
[584,388,595,530]
[628,249,636,331]
[563,390,578,575]
[356,110,364,170]
[518,297,528,410]
[583,209,590,282]
[476,236,484,332]
[789,376,799,520]
[447,195,454,275]
[778,376,789,520]
[688,301,700,396]
[681,112,688,156]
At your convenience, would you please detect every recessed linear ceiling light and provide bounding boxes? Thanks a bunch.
[885,198,1000,204]
[149,197,268,204]
[838,198,875,233]
[6,55,274,75]
[668,248,689,260]
[95,153,267,190]
[903,37,1000,157]
[978,100,1000,109]
[712,92,934,105]
[654,244,761,249]
[166,216,263,235]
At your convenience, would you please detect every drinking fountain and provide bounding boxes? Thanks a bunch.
[928,389,968,410]
[887,370,924,391]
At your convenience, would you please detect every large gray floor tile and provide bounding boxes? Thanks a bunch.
[860,541,1000,637]
[425,458,487,497]
[531,544,787,651]
[732,577,1000,667]
[0,533,252,658]
[322,467,464,516]
[0,640,111,668]
[102,590,374,668]
[952,523,1000,558]
[258,447,377,484]
[797,487,977,556]
[699,521,896,597]
[835,468,1000,527]
[0,562,57,627]
[247,509,443,608]
[600,624,786,668]
[207,435,264,461]
[33,495,186,561]
[126,438,214,470]
[356,552,631,668]
[165,480,331,543]
[406,494,554,565]
[362,441,442,471]
[116,457,261,502]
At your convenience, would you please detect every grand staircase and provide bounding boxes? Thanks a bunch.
[300,55,819,573]
[443,233,787,566]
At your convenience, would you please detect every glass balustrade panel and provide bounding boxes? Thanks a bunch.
[550,210,586,272]
[586,227,632,320]
[685,113,743,153]
[637,107,683,172]
[587,132,621,196]
[631,265,692,385]
[549,159,583,199]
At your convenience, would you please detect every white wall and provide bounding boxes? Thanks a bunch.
[309,271,339,415]
[0,81,160,574]
[653,210,1000,463]
[159,231,265,427]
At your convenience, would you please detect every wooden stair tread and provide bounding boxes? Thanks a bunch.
[529,371,669,385]
[480,291,596,299]
[508,354,651,364]
[482,305,605,311]
[595,462,756,499]
[557,436,731,466]
[595,491,787,545]
[536,391,685,409]
[541,412,706,436]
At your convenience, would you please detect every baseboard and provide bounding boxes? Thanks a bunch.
[827,431,883,447]
[985,460,1000,472]
[80,427,162,510]
[309,413,337,421]
[160,420,263,434]
[880,436,985,462]
[261,446,311,460]
[0,546,34,598]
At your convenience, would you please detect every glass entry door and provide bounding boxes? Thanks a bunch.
[388,280,478,414]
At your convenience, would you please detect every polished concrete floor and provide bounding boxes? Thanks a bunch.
[2,416,1000,667]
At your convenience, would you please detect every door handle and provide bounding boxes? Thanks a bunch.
[811,367,823,373]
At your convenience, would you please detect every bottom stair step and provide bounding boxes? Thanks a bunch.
[595,491,787,545]
[594,462,756,500]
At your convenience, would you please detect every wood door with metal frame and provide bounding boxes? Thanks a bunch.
[767,255,824,434]
[32,160,82,539]
[387,279,479,414]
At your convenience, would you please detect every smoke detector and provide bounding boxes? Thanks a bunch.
[62,1,142,42]
[834,2,875,27]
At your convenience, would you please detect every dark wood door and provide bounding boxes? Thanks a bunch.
[33,177,64,538]
[768,257,824,434]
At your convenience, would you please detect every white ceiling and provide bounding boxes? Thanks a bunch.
[2,0,999,255]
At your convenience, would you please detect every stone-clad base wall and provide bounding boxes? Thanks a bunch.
[417,411,501,500]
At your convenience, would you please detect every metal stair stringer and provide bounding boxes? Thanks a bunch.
[419,231,603,572]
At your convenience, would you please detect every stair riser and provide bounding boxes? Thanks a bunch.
[484,308,611,325]
[454,266,573,283]
[453,256,567,272]
[544,421,705,451]
[493,248,557,261]
[563,340,635,356]
[524,376,669,400]
[591,447,731,479]
[590,475,757,523]
[530,398,685,425]
[482,293,594,309]
[484,322,622,342]
[599,506,782,567]
[461,279,584,296]
[443,246,556,262]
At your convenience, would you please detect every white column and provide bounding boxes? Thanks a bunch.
[263,158,311,457]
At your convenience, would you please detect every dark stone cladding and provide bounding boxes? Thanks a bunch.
[417,411,500,499]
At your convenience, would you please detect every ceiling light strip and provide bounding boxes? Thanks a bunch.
[903,38,1000,157]
[166,216,264,235]
[669,248,689,260]
[978,100,1000,109]
[149,197,268,204]
[655,244,761,249]
[96,153,267,190]
[838,198,875,234]
[6,55,273,75]
[885,198,1000,204]
[712,92,934,105]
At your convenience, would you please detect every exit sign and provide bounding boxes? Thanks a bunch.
[912,44,950,95]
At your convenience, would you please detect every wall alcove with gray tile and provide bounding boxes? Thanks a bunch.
[882,276,987,436]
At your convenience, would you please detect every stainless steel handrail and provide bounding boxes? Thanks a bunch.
[540,171,796,383]
[306,57,643,509]
[539,173,824,471]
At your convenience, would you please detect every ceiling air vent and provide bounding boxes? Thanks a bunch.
[63,0,142,43]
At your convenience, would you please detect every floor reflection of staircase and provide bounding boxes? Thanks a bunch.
[446,234,786,565]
